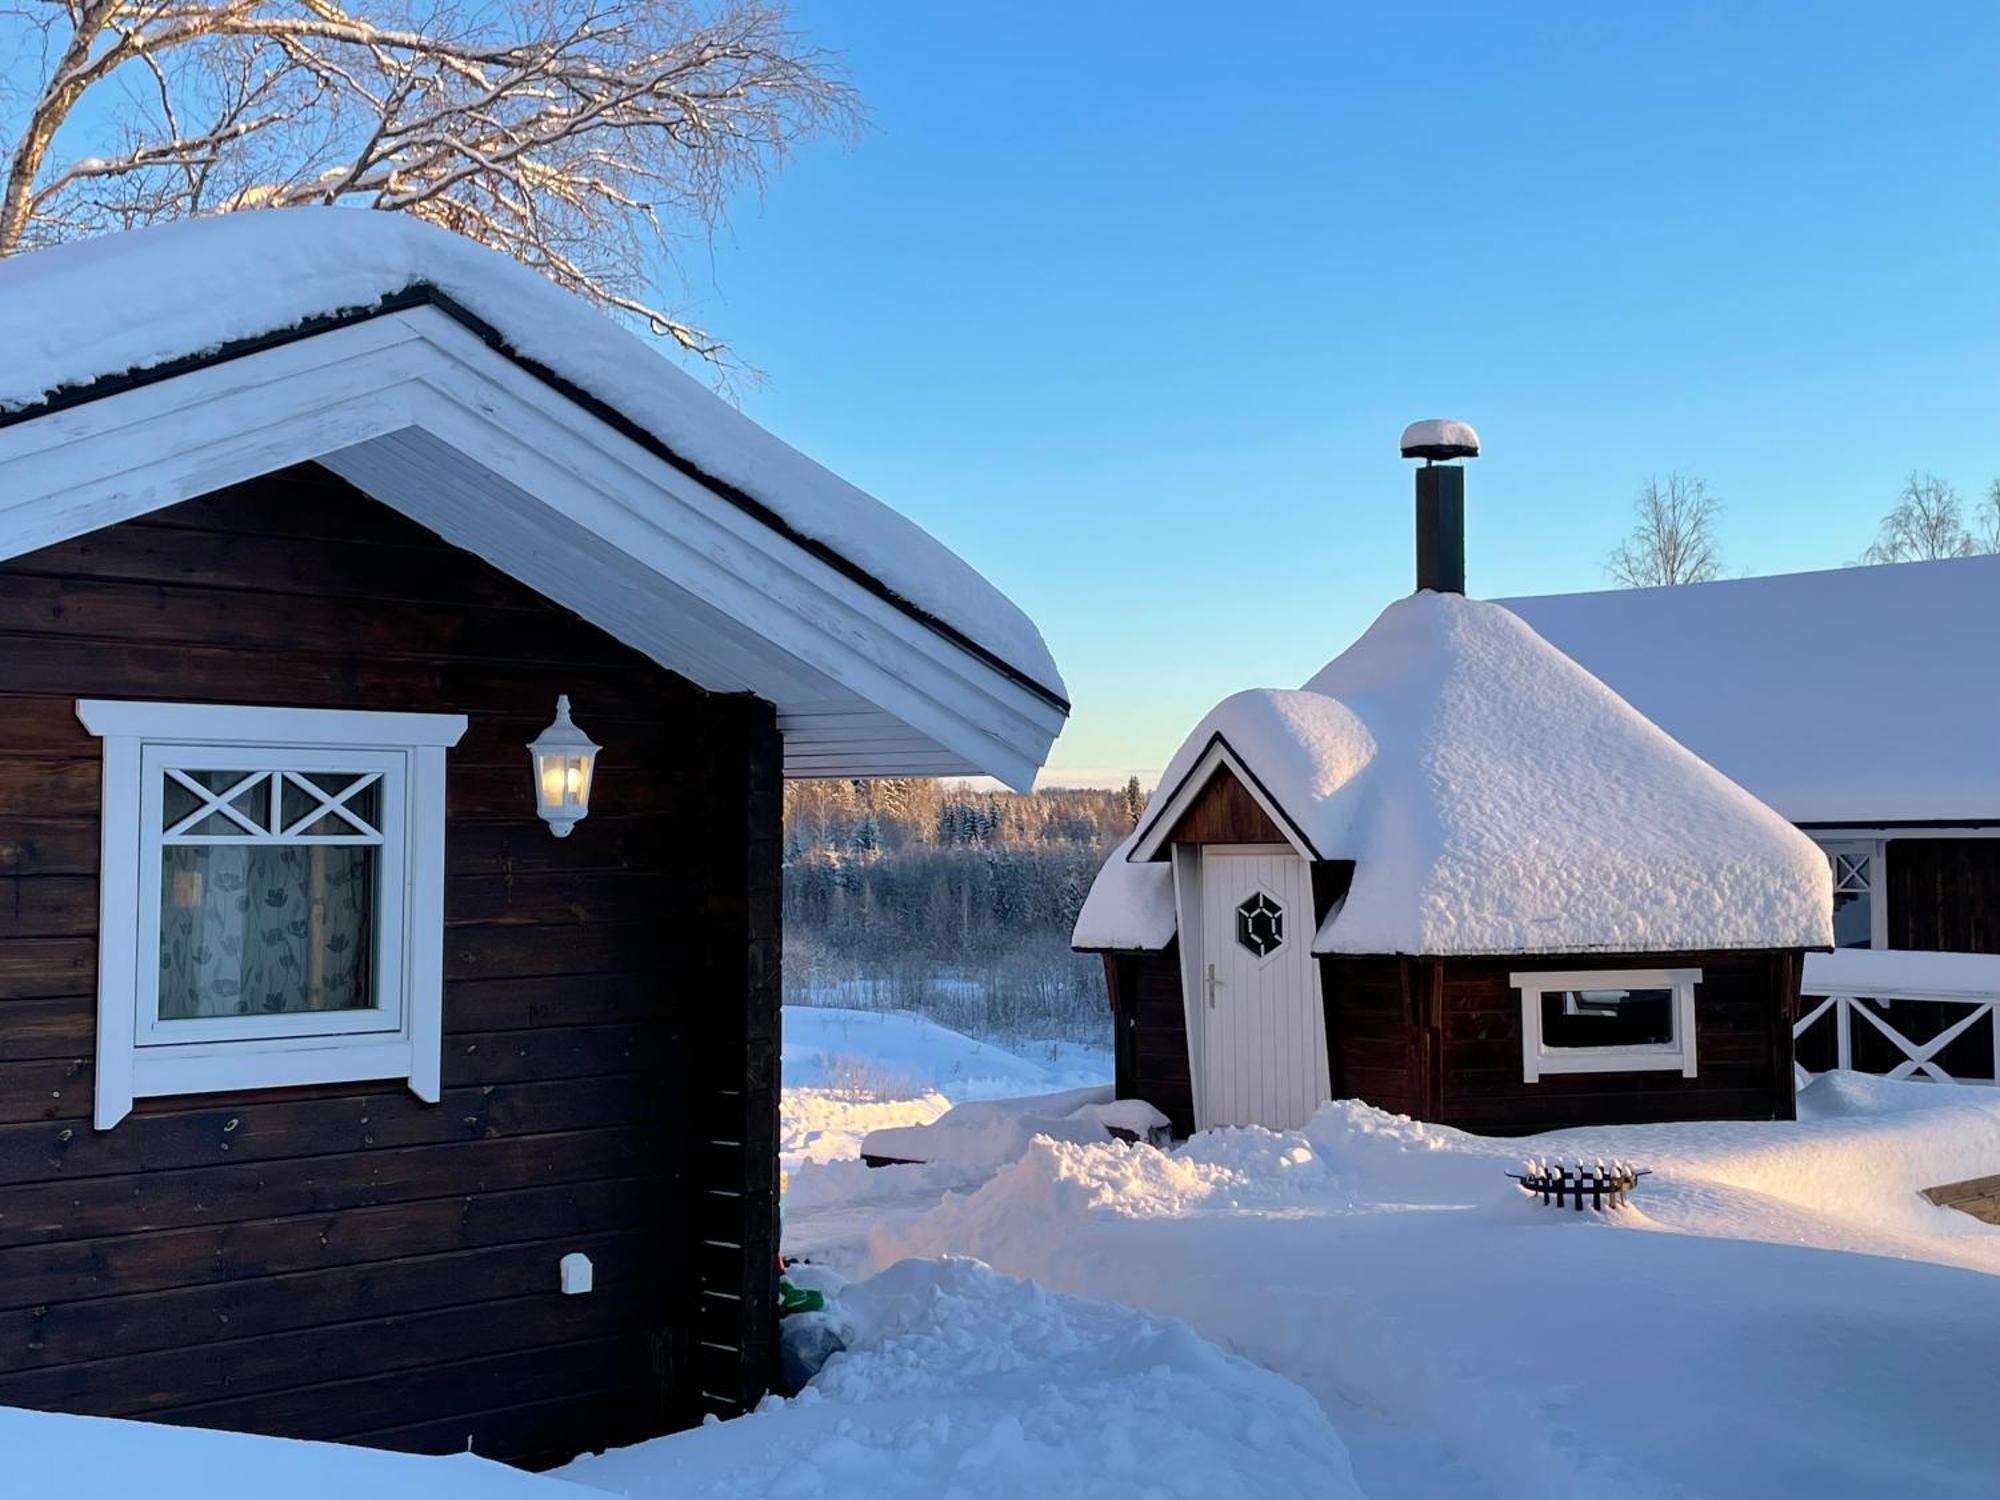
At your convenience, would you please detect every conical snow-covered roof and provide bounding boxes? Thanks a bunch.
[1074,592,1832,957]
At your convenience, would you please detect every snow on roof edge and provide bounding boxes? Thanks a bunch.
[0,210,1066,708]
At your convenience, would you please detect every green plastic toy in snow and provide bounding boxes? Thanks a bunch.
[779,1279,825,1317]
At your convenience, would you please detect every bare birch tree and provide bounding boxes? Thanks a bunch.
[1859,472,1984,563]
[1605,472,1726,587]
[0,0,856,362]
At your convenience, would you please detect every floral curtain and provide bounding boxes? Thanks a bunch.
[157,844,374,1018]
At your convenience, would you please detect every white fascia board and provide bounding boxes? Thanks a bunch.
[0,319,425,560]
[381,381,1055,790]
[1129,739,1318,863]
[389,312,1062,788]
[0,311,1061,788]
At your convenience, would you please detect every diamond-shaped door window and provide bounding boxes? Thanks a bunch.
[1236,891,1284,958]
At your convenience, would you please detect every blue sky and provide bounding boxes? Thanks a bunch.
[682,4,1997,783]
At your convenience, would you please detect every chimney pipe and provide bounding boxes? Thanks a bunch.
[1399,419,1480,596]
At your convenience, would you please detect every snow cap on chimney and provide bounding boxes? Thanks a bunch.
[1404,419,1476,594]
[1399,418,1481,463]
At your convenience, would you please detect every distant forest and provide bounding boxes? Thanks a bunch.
[782,778,1144,1047]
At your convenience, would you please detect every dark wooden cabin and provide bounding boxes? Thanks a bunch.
[1090,758,1810,1140]
[0,216,1064,1466]
[1078,432,1829,1139]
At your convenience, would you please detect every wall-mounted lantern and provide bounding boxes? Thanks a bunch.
[528,695,599,837]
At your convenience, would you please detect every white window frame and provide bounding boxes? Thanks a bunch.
[1512,967,1702,1082]
[1815,837,1887,950]
[78,701,468,1128]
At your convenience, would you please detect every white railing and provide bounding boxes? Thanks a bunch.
[1798,949,2000,1084]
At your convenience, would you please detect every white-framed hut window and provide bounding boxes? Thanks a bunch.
[1512,968,1701,1082]
[78,701,468,1128]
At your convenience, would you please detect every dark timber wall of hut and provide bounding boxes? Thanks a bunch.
[1322,948,1800,1135]
[0,464,779,1466]
[1102,946,1192,1138]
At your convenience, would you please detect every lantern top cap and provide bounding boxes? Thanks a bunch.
[530,694,600,753]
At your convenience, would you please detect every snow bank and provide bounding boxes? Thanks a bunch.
[858,1086,1167,1169]
[1081,591,1832,957]
[0,210,1062,701]
[784,1088,952,1166]
[1504,554,2000,823]
[876,1090,2000,1500]
[782,1006,1109,1101]
[1,1403,580,1498]
[777,1014,1112,1270]
[558,1258,1362,1500]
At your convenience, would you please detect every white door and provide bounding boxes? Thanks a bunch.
[1198,846,1331,1131]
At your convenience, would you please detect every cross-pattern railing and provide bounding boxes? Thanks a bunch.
[1798,949,2000,1084]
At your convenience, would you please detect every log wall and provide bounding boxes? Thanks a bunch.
[0,464,779,1465]
[1323,948,1800,1134]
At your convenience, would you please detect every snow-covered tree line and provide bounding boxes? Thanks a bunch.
[782,777,1147,1045]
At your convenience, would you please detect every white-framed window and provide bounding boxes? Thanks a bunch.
[1512,968,1702,1082]
[78,701,468,1128]
[1816,839,1886,950]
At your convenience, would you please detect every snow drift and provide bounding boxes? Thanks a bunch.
[558,1258,1363,1500]
[878,1082,2000,1500]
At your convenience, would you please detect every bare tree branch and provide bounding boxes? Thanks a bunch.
[1605,472,1727,587]
[0,0,858,367]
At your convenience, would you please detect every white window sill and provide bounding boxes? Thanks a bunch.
[131,1037,431,1103]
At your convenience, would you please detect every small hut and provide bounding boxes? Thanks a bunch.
[1074,422,1831,1137]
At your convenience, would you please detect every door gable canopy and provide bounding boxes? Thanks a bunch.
[1131,735,1319,863]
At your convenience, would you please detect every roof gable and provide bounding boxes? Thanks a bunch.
[0,213,1066,788]
[1162,762,1290,848]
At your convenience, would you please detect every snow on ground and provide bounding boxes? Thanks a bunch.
[861,1074,2000,1500]
[780,1005,1111,1267]
[783,1005,1110,1101]
[784,1086,952,1166]
[558,1259,1361,1500]
[3,1402,582,1499]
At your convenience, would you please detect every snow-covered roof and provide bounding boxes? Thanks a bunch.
[1073,591,1832,957]
[1070,831,1179,952]
[1501,554,2000,825]
[0,209,1063,708]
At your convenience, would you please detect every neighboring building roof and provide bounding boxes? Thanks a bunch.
[1499,555,2000,825]
[0,210,1065,787]
[1073,591,1832,957]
